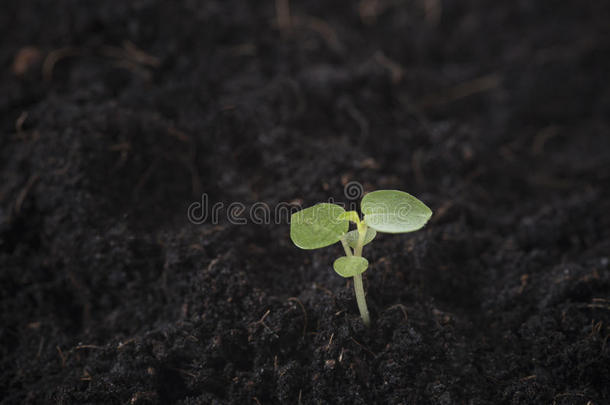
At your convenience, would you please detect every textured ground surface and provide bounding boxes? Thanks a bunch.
[1,1,609,404]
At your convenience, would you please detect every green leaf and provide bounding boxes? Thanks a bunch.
[290,203,348,249]
[361,190,432,234]
[344,228,377,249]
[337,210,360,224]
[333,256,369,278]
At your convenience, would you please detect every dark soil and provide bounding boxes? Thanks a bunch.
[1,1,609,404]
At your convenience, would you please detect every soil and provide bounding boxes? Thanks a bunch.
[1,1,609,404]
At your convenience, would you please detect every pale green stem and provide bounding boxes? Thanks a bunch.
[352,223,370,327]
[353,273,370,327]
[353,222,366,257]
[340,237,353,257]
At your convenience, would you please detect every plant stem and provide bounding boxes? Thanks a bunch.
[353,273,370,327]
[353,223,370,326]
[354,222,366,257]
[340,237,353,257]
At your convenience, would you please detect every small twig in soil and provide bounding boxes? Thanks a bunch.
[132,159,160,198]
[206,256,222,272]
[258,310,270,323]
[65,268,92,326]
[313,283,334,298]
[275,0,292,32]
[430,201,453,224]
[358,0,394,25]
[420,73,501,107]
[108,142,131,153]
[42,47,81,81]
[226,43,257,56]
[167,127,191,143]
[423,0,442,26]
[531,125,561,155]
[12,46,42,76]
[100,41,159,80]
[101,41,160,67]
[117,338,136,350]
[108,142,131,172]
[293,15,343,52]
[168,367,197,378]
[56,345,67,368]
[325,333,334,351]
[50,147,75,176]
[74,344,103,350]
[129,391,158,404]
[121,40,160,67]
[288,297,308,337]
[15,174,39,214]
[528,174,576,190]
[81,369,92,381]
[349,337,376,358]
[374,51,403,84]
[338,97,369,140]
[552,391,586,404]
[588,303,610,311]
[168,127,202,196]
[166,127,200,194]
[411,149,425,186]
[112,60,153,80]
[15,111,28,134]
[36,336,45,359]
[250,309,279,337]
[518,274,529,294]
[588,320,603,338]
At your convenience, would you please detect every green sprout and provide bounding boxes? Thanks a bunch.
[290,190,432,327]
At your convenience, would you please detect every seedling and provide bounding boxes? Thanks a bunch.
[290,190,432,326]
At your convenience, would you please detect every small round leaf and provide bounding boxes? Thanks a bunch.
[344,228,377,249]
[333,256,369,278]
[290,203,348,249]
[361,190,432,233]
